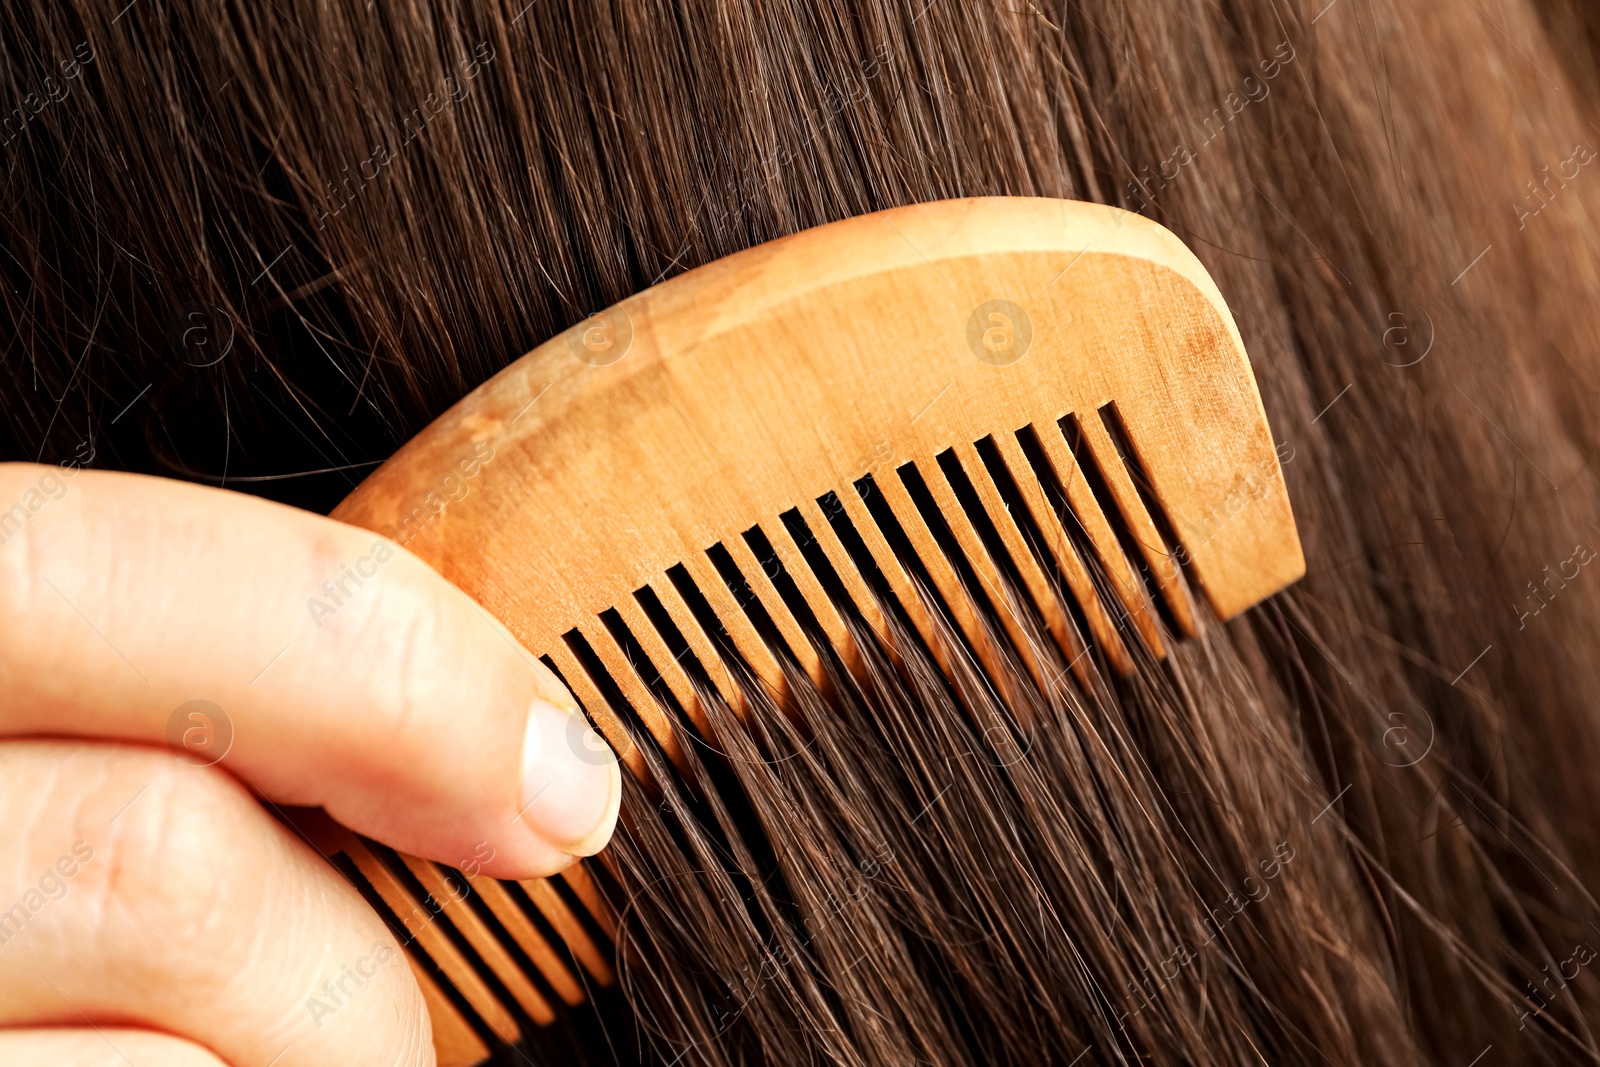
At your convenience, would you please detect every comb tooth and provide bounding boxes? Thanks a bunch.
[468,875,603,998]
[955,440,1091,688]
[341,838,523,1045]
[766,517,860,673]
[991,432,1134,675]
[544,644,648,783]
[681,552,789,702]
[832,487,950,675]
[1080,410,1197,637]
[561,864,619,943]
[613,596,706,735]
[649,575,746,714]
[517,876,617,985]
[576,618,688,774]
[871,467,1014,693]
[723,534,827,688]
[920,456,1050,694]
[795,498,892,650]
[303,816,496,1060]
[411,959,491,1067]
[1035,422,1165,658]
[399,855,565,1019]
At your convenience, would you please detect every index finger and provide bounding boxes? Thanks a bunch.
[0,463,621,880]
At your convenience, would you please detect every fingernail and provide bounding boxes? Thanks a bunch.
[519,697,621,856]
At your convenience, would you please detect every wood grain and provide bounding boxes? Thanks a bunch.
[329,196,1306,1064]
[335,197,1301,657]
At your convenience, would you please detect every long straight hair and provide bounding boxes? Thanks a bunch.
[7,1,1600,1063]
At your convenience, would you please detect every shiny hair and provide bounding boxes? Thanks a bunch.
[8,0,1600,1062]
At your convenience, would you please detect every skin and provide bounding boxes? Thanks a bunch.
[0,464,622,1066]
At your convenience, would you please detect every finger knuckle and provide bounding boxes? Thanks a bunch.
[335,570,452,749]
[81,757,260,962]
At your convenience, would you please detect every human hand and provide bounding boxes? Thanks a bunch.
[0,464,622,1066]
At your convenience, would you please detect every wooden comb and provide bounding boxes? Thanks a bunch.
[323,196,1304,1063]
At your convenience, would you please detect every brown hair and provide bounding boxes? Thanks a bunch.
[8,0,1600,1063]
